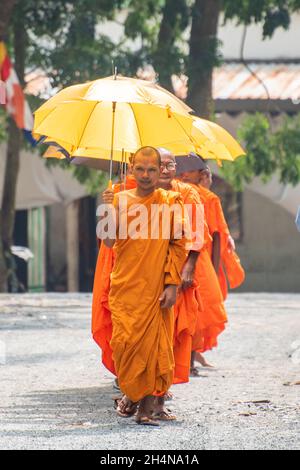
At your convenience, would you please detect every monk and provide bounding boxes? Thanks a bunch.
[99,146,187,425]
[194,162,245,300]
[156,148,204,385]
[178,165,228,373]
[181,161,245,301]
[92,174,137,380]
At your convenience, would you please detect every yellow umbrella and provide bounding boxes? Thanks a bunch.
[34,75,192,126]
[192,117,246,163]
[34,102,208,175]
[34,75,196,183]
[34,75,244,180]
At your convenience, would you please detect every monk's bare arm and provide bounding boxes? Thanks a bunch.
[212,232,221,273]
[181,250,200,291]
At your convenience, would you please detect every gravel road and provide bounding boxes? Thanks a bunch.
[0,293,299,450]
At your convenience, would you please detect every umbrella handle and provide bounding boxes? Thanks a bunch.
[107,179,115,206]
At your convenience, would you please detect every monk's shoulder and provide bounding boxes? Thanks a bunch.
[201,187,219,205]
[156,188,183,205]
[174,181,201,204]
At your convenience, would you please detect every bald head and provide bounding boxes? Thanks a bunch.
[131,146,162,193]
[157,147,175,162]
[157,147,177,190]
[132,146,161,167]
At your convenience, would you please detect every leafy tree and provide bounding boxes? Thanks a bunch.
[0,0,19,292]
[221,113,300,190]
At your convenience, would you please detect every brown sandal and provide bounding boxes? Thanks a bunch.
[115,396,138,418]
[152,410,177,421]
[136,416,159,426]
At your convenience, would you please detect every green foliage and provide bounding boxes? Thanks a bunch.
[19,0,144,89]
[71,165,108,196]
[272,114,300,185]
[0,108,7,142]
[223,0,300,38]
[5,0,300,192]
[221,113,300,190]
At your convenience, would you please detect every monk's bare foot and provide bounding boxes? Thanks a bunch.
[136,396,159,426]
[190,366,202,377]
[152,396,176,421]
[164,391,174,401]
[195,352,215,368]
[116,395,138,418]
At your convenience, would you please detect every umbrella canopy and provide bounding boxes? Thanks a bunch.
[192,117,246,162]
[34,75,245,176]
[34,100,204,162]
[34,75,192,123]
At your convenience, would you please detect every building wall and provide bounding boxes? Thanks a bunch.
[236,189,300,293]
[219,13,300,61]
[216,113,300,293]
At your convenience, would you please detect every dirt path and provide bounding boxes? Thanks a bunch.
[0,293,299,450]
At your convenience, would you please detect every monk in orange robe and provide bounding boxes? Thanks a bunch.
[178,172,227,372]
[99,147,187,425]
[195,163,245,300]
[156,148,204,385]
[93,158,198,411]
[180,160,244,369]
[92,175,137,378]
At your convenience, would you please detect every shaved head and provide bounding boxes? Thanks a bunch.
[132,146,161,167]
[131,146,162,193]
[157,147,175,162]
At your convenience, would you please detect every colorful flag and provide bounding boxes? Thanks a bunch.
[0,41,33,132]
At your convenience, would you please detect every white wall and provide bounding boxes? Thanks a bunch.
[219,14,300,61]
[98,11,300,62]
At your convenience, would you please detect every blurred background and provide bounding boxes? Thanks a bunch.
[1,0,300,294]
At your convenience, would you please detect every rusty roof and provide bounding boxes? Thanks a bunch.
[213,63,300,101]
[173,63,300,103]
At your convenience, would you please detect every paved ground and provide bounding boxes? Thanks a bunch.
[0,293,299,450]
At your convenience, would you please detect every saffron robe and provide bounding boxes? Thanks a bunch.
[170,180,203,384]
[92,176,137,374]
[196,186,245,300]
[108,188,187,402]
[188,183,228,352]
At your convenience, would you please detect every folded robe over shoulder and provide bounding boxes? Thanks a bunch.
[109,188,187,402]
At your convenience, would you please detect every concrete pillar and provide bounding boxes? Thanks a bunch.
[28,207,46,292]
[66,200,79,292]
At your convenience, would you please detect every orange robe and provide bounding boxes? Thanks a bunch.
[109,188,187,402]
[92,179,197,387]
[170,180,203,384]
[188,183,228,353]
[92,176,136,375]
[196,186,245,300]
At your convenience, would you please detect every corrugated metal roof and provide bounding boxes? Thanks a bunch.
[214,63,300,101]
[25,63,300,103]
[173,63,300,102]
